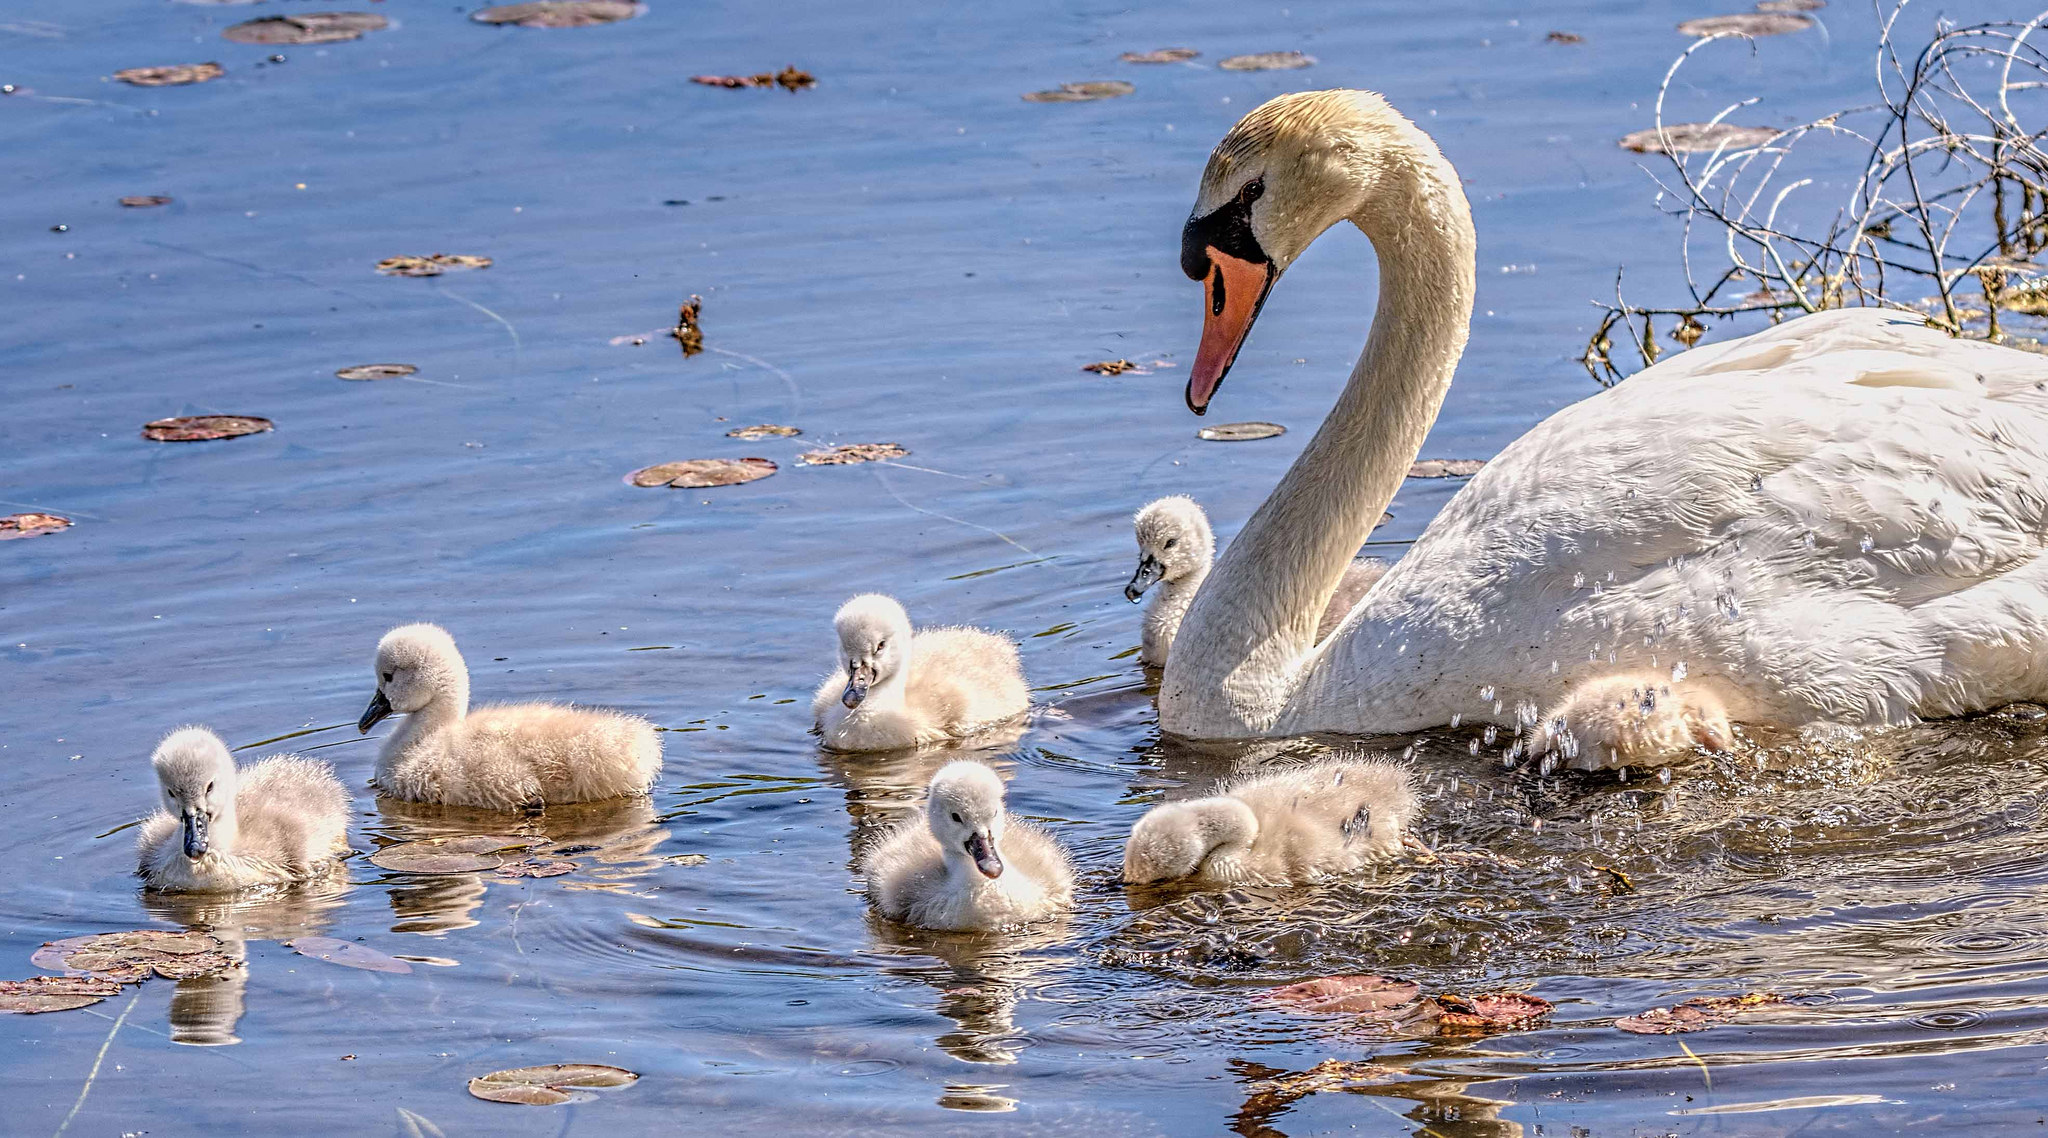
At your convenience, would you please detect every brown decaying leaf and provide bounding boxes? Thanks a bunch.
[1263,975,1552,1035]
[367,834,544,875]
[115,63,225,87]
[1616,991,1788,1035]
[142,415,273,442]
[1218,51,1315,71]
[1546,31,1584,44]
[672,295,704,355]
[797,443,908,465]
[691,66,815,91]
[287,936,414,974]
[726,424,800,440]
[495,857,576,879]
[1239,1058,1402,1109]
[1263,975,1421,1014]
[1198,421,1285,442]
[1121,47,1198,63]
[1022,81,1134,103]
[1406,458,1486,478]
[119,195,173,208]
[336,363,418,381]
[628,457,777,488]
[376,253,492,277]
[468,1063,639,1106]
[222,13,388,45]
[1430,992,1553,1033]
[1619,122,1781,155]
[0,513,72,540]
[1676,12,1813,37]
[33,930,235,983]
[1083,359,1140,375]
[470,1,644,28]
[0,976,124,1014]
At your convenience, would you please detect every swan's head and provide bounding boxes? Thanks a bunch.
[925,761,1009,879]
[361,623,466,732]
[1127,496,1214,602]
[832,594,913,709]
[1121,796,1259,884]
[1183,88,1428,412]
[152,727,237,859]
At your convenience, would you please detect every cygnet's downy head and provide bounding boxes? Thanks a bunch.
[832,594,913,710]
[152,727,238,859]
[925,761,1010,879]
[1127,496,1215,602]
[360,622,466,733]
[1121,796,1258,884]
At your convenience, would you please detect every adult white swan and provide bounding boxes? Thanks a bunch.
[1162,89,2048,768]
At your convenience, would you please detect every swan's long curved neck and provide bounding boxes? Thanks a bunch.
[383,680,468,761]
[1162,129,1475,737]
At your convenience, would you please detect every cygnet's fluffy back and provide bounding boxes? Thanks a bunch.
[1123,758,1417,886]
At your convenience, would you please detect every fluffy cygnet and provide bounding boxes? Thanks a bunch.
[812,595,1029,752]
[1122,759,1418,886]
[137,727,350,893]
[1126,496,1387,666]
[360,623,663,811]
[864,761,1075,931]
[1530,675,1733,771]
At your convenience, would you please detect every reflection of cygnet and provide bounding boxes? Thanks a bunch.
[137,727,349,893]
[360,623,662,811]
[1122,760,1418,886]
[864,762,1073,931]
[812,595,1029,752]
[1125,497,1387,666]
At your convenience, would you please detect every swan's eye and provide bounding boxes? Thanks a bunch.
[205,781,214,795]
[381,671,393,684]
[1164,538,1178,550]
[876,639,887,651]
[951,812,962,824]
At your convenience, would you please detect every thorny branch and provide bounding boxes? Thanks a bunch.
[1585,2,2048,384]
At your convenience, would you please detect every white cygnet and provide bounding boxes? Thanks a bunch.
[137,727,350,893]
[359,623,663,811]
[1122,759,1418,886]
[1126,496,1387,666]
[812,594,1029,752]
[1530,675,1733,771]
[863,761,1075,931]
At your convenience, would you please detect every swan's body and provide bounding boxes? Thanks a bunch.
[863,761,1074,931]
[360,624,662,811]
[1122,759,1416,885]
[137,727,350,893]
[813,595,1029,751]
[1126,495,1387,666]
[1163,89,2048,767]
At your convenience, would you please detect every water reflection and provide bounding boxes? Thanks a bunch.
[1228,1054,1523,1138]
[140,864,351,1045]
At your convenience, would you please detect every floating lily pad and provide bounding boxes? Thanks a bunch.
[1083,359,1140,375]
[628,457,777,488]
[223,12,387,44]
[142,414,273,442]
[1677,12,1812,36]
[1022,81,1133,103]
[1407,459,1485,478]
[1264,975,1421,1014]
[1756,0,1824,9]
[376,253,492,277]
[1218,51,1314,71]
[797,443,908,465]
[1619,122,1781,154]
[725,424,800,440]
[1430,992,1553,1033]
[336,363,417,381]
[115,63,225,87]
[0,976,124,1014]
[666,853,709,867]
[495,858,576,879]
[367,835,543,874]
[34,930,233,983]
[1121,47,1198,63]
[468,1063,640,1106]
[287,936,414,974]
[1198,421,1285,442]
[1546,30,1584,44]
[1616,991,1787,1034]
[0,513,71,540]
[690,66,814,90]
[119,195,172,208]
[471,1,643,27]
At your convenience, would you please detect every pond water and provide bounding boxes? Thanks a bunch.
[6,0,2048,1133]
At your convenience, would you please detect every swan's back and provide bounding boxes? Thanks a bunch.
[235,757,350,865]
[1225,759,1416,875]
[1318,556,1391,644]
[908,627,1029,731]
[387,703,660,810]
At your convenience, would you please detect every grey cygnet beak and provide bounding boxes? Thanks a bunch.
[182,811,210,859]
[965,831,1003,879]
[841,661,876,709]
[1124,556,1165,603]
[358,689,393,733]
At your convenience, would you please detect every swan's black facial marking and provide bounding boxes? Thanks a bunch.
[1181,176,1269,282]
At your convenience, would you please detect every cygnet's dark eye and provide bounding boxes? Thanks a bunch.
[1164,538,1178,550]
[205,781,214,795]
[951,811,962,824]
[381,671,393,683]
[876,639,888,651]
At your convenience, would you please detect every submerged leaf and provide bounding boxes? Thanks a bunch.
[222,13,387,45]
[495,858,577,879]
[142,415,273,442]
[0,513,72,540]
[1264,975,1421,1014]
[1218,51,1315,71]
[1546,30,1585,44]
[376,253,492,277]
[1082,359,1141,375]
[0,976,123,1014]
[336,363,418,381]
[691,66,815,91]
[1616,991,1788,1034]
[34,930,233,982]
[1022,81,1134,103]
[368,835,543,874]
[628,457,777,488]
[1121,47,1198,63]
[725,424,800,440]
[470,1,643,28]
[1406,459,1485,478]
[468,1063,639,1106]
[1677,12,1812,36]
[1619,122,1780,154]
[119,195,173,208]
[1198,421,1285,442]
[797,443,908,465]
[672,295,704,354]
[1429,992,1553,1033]
[115,63,225,87]
[287,936,414,974]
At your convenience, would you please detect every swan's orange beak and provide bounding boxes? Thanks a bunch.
[1188,248,1276,415]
